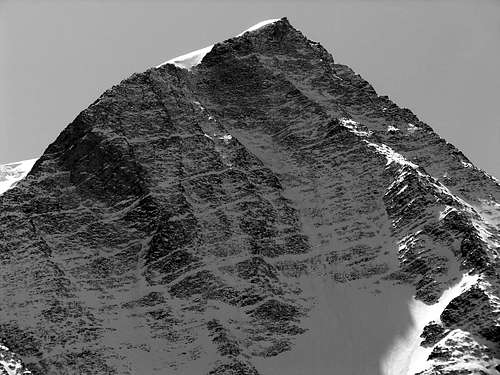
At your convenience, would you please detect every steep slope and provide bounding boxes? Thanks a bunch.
[0,18,498,375]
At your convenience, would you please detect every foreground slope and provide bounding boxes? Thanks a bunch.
[0,18,498,375]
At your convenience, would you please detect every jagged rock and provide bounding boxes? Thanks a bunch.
[420,321,448,347]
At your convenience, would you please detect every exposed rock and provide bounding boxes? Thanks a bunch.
[0,17,498,375]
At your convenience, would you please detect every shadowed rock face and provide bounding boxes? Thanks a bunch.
[0,18,499,375]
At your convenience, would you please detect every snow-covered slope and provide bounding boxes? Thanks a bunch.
[0,158,37,195]
[0,18,498,375]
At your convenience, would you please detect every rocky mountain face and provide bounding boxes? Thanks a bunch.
[0,18,499,375]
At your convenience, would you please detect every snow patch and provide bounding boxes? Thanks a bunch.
[218,134,233,144]
[407,123,419,134]
[193,101,205,110]
[0,344,31,375]
[157,45,214,70]
[398,230,423,257]
[236,19,281,37]
[364,142,419,169]
[0,158,38,195]
[387,125,399,132]
[460,160,474,169]
[382,273,479,375]
[439,205,457,220]
[339,118,373,137]
[423,328,499,374]
[396,184,408,196]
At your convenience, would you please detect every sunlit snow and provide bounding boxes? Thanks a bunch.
[339,117,373,137]
[461,160,474,169]
[382,273,479,375]
[407,123,419,134]
[0,342,31,375]
[236,19,281,37]
[157,45,214,70]
[0,158,38,195]
[217,134,232,143]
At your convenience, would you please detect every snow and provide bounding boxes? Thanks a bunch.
[396,184,408,196]
[475,199,500,228]
[439,205,457,220]
[193,101,205,110]
[398,230,423,256]
[157,45,214,70]
[339,118,373,137]
[407,123,419,134]
[236,19,281,37]
[387,125,399,132]
[426,328,500,373]
[0,344,31,375]
[381,273,479,375]
[0,158,38,195]
[217,134,232,144]
[158,19,280,70]
[364,142,419,169]
[460,160,474,169]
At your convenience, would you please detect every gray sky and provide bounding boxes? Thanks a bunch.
[1,0,499,177]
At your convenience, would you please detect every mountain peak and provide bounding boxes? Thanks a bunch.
[157,17,290,70]
[1,18,499,375]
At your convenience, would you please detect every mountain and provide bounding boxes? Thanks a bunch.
[0,18,498,375]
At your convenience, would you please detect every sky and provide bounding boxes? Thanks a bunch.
[0,0,499,177]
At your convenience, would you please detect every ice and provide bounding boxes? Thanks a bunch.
[364,142,419,169]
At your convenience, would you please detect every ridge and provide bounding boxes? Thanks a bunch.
[157,18,283,70]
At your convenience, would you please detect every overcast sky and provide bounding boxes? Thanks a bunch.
[1,0,499,177]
